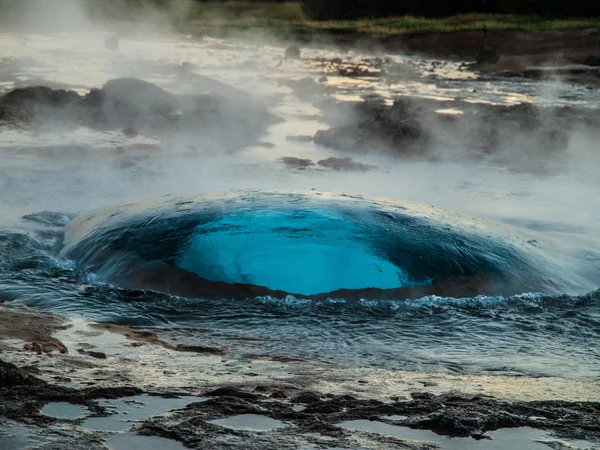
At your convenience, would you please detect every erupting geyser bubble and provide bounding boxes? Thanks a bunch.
[176,208,412,295]
[61,190,566,300]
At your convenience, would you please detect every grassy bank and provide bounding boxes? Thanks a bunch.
[181,2,600,37]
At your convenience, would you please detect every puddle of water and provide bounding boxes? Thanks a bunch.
[208,414,287,431]
[337,421,600,449]
[40,402,89,419]
[53,319,131,357]
[106,432,187,450]
[0,422,36,450]
[83,417,133,432]
[82,394,204,432]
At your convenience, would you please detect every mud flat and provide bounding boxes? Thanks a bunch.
[1,305,599,449]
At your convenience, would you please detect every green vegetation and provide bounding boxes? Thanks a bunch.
[300,0,600,21]
[180,2,600,37]
[4,0,596,37]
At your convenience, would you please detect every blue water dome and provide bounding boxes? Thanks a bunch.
[175,208,410,295]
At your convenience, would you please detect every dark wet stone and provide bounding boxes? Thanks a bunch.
[2,350,600,449]
[174,344,225,355]
[292,392,322,404]
[0,86,82,123]
[583,55,600,67]
[77,350,107,359]
[0,359,47,387]
[476,48,500,64]
[313,97,429,155]
[255,142,276,148]
[252,386,270,393]
[411,392,436,401]
[0,360,142,426]
[285,135,313,142]
[204,388,260,400]
[338,66,370,77]
[132,388,600,448]
[314,116,424,155]
[269,391,288,399]
[23,341,67,355]
[90,77,179,128]
[279,156,314,169]
[317,157,375,171]
[80,386,143,400]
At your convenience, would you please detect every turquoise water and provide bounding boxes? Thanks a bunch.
[2,191,599,378]
[59,191,566,299]
[177,209,414,295]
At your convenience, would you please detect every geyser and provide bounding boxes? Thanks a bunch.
[60,190,563,300]
[176,209,413,295]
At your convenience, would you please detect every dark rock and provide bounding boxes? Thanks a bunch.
[204,387,260,400]
[583,55,600,67]
[292,391,322,404]
[255,142,276,148]
[313,97,428,156]
[93,77,178,129]
[476,47,500,64]
[313,95,595,172]
[24,341,67,354]
[270,391,288,399]
[174,344,225,355]
[0,359,46,387]
[313,117,424,155]
[286,135,313,142]
[279,156,314,169]
[77,349,107,359]
[81,386,143,399]
[0,86,82,123]
[338,66,370,77]
[317,157,375,171]
[411,392,436,401]
[0,77,278,151]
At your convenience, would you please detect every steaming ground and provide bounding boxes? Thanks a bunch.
[1,29,600,378]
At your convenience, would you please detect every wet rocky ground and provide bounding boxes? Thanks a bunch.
[1,306,599,449]
[2,356,600,449]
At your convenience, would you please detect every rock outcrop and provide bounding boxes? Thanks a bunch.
[0,77,278,151]
[0,360,46,387]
